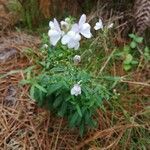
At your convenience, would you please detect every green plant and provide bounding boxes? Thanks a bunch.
[122,45,139,71]
[123,34,144,71]
[129,34,143,49]
[144,46,150,62]
[21,43,110,135]
[21,15,118,135]
[114,34,149,71]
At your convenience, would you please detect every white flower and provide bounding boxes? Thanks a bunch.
[107,23,114,29]
[71,14,92,38]
[42,44,48,49]
[73,55,81,64]
[48,18,63,46]
[71,84,81,96]
[61,31,81,50]
[94,19,103,30]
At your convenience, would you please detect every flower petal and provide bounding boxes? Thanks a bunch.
[71,24,79,33]
[68,30,76,37]
[68,40,76,49]
[71,88,75,95]
[94,19,103,30]
[74,33,81,41]
[98,19,103,28]
[80,23,92,38]
[54,18,61,32]
[71,84,81,96]
[48,30,61,46]
[94,24,100,30]
[61,34,70,45]
[49,21,54,29]
[79,14,86,26]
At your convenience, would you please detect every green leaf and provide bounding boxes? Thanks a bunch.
[130,41,137,49]
[76,115,82,126]
[53,95,63,108]
[129,34,143,43]
[98,76,121,81]
[124,64,132,71]
[30,85,35,99]
[76,105,82,117]
[23,66,35,73]
[47,83,62,95]
[96,96,103,106]
[58,102,67,117]
[89,99,95,107]
[0,69,22,79]
[131,60,138,65]
[79,122,84,137]
[34,87,46,106]
[51,67,65,73]
[135,37,143,43]
[34,83,47,93]
[27,70,31,80]
[124,54,133,64]
[69,112,79,128]
[87,119,97,128]
[129,34,136,39]
[85,110,91,123]
[20,79,31,85]
[144,47,149,53]
[123,45,130,53]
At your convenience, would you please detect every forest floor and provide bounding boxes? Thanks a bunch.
[0,1,150,149]
[0,30,149,150]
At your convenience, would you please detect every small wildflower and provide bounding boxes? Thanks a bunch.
[61,31,81,50]
[107,23,114,29]
[73,55,81,64]
[71,14,92,38]
[48,18,63,46]
[71,84,81,96]
[94,19,103,30]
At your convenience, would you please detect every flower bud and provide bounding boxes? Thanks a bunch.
[60,21,70,32]
[73,55,81,64]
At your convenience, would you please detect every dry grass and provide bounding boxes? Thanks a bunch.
[0,1,149,148]
[0,31,149,149]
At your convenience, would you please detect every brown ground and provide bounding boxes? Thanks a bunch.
[0,1,149,149]
[0,31,149,150]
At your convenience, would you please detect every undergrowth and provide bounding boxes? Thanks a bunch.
[20,14,150,148]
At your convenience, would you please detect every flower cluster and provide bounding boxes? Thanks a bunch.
[48,14,114,97]
[48,14,92,50]
[48,15,113,50]
[94,18,114,30]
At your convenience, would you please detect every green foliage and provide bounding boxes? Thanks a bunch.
[129,34,143,48]
[144,47,150,62]
[123,46,138,71]
[122,34,144,71]
[21,33,113,135]
[114,34,149,71]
